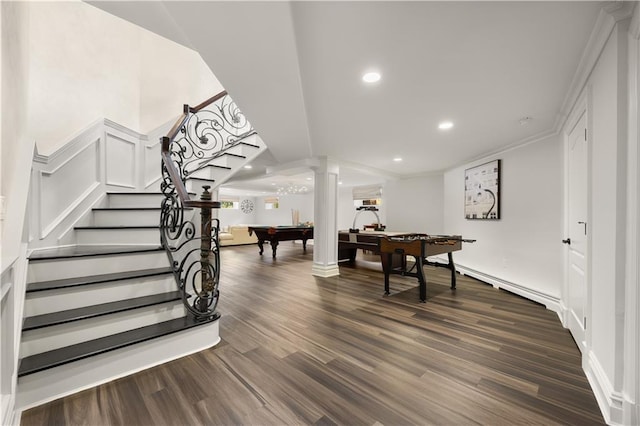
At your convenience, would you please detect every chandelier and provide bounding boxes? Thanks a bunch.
[276,183,309,195]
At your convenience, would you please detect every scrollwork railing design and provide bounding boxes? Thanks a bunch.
[159,90,255,319]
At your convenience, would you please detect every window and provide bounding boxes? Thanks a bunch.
[220,196,239,209]
[355,198,382,207]
[352,185,382,208]
[264,196,279,209]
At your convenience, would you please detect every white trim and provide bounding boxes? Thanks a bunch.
[312,263,340,278]
[33,119,103,163]
[443,128,558,174]
[104,131,137,189]
[623,6,640,424]
[556,9,617,132]
[586,348,625,425]
[453,263,562,314]
[103,118,144,140]
[38,137,100,174]
[40,182,100,240]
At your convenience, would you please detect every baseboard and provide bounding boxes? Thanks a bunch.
[443,260,562,315]
[1,393,17,426]
[585,349,625,425]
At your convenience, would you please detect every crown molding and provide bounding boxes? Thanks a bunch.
[631,2,640,40]
[556,2,636,133]
[442,128,559,174]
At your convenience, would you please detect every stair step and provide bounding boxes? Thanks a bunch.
[91,208,162,227]
[106,192,164,208]
[26,267,173,293]
[28,246,169,283]
[23,291,182,331]
[28,245,164,262]
[74,226,160,245]
[18,315,219,377]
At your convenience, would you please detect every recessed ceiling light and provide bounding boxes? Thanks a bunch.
[243,165,252,169]
[306,177,312,181]
[338,181,343,185]
[362,72,381,83]
[438,121,454,130]
[393,157,403,162]
[271,182,276,185]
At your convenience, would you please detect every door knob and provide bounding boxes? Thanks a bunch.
[562,238,571,245]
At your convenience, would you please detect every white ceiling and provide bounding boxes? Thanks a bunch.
[89,1,604,192]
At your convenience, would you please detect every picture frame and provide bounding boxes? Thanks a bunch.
[464,159,501,220]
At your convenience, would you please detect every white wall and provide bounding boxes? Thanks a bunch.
[337,186,388,231]
[27,1,223,155]
[443,134,564,304]
[138,29,223,133]
[1,1,32,262]
[338,186,355,230]
[218,197,258,228]
[385,176,443,233]
[254,193,314,225]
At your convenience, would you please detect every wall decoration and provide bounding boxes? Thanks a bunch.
[240,199,254,214]
[464,159,500,220]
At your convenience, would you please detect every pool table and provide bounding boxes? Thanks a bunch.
[248,226,314,258]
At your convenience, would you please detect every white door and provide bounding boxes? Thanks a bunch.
[566,112,588,351]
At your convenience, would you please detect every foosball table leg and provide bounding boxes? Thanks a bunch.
[448,252,457,289]
[415,255,427,303]
[384,253,391,295]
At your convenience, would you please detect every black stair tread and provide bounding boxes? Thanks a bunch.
[186,176,216,182]
[238,141,260,148]
[219,152,246,159]
[29,245,164,261]
[27,267,173,293]
[74,225,159,230]
[202,164,232,170]
[23,291,183,331]
[107,192,163,195]
[107,191,197,196]
[93,207,163,211]
[18,314,219,377]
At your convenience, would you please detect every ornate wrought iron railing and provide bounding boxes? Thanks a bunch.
[160,90,255,319]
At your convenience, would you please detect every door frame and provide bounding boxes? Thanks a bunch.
[563,87,593,353]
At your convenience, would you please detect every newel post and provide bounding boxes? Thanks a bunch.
[198,185,213,312]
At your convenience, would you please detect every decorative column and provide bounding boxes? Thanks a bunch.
[311,157,340,277]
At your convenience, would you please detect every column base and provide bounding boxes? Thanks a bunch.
[311,263,340,277]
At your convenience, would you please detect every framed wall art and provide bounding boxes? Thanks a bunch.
[464,159,501,220]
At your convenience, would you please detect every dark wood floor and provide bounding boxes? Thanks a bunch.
[21,242,605,425]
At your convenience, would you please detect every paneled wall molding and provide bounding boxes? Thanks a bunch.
[28,118,164,249]
[1,244,28,426]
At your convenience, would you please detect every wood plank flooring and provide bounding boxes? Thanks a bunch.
[21,243,605,425]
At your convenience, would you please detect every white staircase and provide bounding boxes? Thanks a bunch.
[16,192,219,411]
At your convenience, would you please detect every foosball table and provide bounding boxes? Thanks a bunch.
[338,231,475,302]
